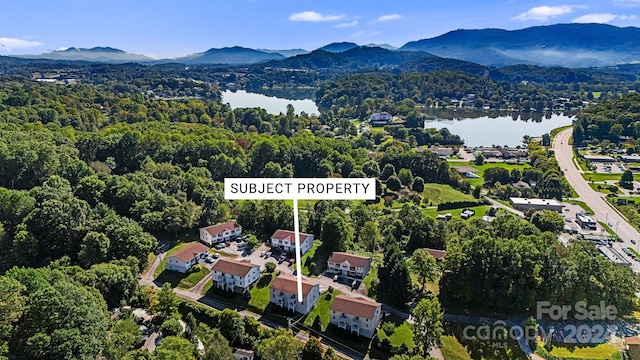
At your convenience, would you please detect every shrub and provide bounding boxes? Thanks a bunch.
[381,321,397,336]
[265,261,276,273]
[161,318,183,337]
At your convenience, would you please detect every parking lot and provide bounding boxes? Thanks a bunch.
[593,161,626,174]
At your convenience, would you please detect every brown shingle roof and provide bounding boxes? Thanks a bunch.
[201,221,241,235]
[169,242,209,262]
[424,248,446,261]
[626,336,640,345]
[212,258,259,277]
[330,295,381,319]
[270,274,316,296]
[328,252,371,268]
[271,229,311,243]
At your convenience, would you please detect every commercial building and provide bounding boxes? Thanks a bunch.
[576,212,597,230]
[509,197,564,213]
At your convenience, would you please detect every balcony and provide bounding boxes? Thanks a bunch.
[338,315,348,330]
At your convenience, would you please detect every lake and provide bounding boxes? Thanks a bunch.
[423,112,574,147]
[222,90,319,116]
[221,90,573,147]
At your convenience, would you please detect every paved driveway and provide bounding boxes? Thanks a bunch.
[555,128,640,272]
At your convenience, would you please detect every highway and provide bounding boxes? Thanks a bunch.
[554,128,640,272]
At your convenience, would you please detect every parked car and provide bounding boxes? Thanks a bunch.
[212,253,219,259]
[333,275,339,282]
[632,239,637,245]
[205,257,214,263]
[264,251,272,258]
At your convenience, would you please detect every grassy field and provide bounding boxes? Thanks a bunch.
[422,183,477,205]
[582,171,640,183]
[154,242,193,278]
[248,272,275,312]
[461,162,531,187]
[545,342,620,359]
[177,265,210,289]
[300,240,329,276]
[421,205,489,220]
[441,335,473,360]
[303,290,342,331]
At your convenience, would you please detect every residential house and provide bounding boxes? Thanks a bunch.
[430,148,454,159]
[424,248,446,262]
[370,112,392,126]
[512,181,531,190]
[626,336,640,359]
[211,258,261,293]
[199,221,242,246]
[452,166,480,179]
[329,295,382,338]
[269,274,320,314]
[270,229,314,255]
[482,149,503,159]
[327,252,372,279]
[232,349,254,360]
[165,242,209,273]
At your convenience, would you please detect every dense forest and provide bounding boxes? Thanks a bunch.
[573,92,640,146]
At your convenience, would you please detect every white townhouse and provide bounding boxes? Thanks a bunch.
[199,221,242,246]
[232,348,254,360]
[165,242,209,273]
[327,252,372,279]
[330,295,382,338]
[269,274,320,314]
[270,229,314,255]
[211,258,261,293]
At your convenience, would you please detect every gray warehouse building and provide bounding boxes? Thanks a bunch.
[509,197,564,213]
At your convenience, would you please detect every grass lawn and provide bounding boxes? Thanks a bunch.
[362,266,379,299]
[300,240,330,276]
[377,314,415,350]
[422,183,477,205]
[409,271,440,296]
[545,342,619,359]
[441,335,473,360]
[463,162,531,187]
[421,205,489,220]
[581,173,636,183]
[200,280,213,296]
[569,200,595,215]
[598,222,617,236]
[248,272,275,312]
[154,242,193,278]
[443,322,527,360]
[303,290,342,330]
[177,265,210,289]
[589,183,608,193]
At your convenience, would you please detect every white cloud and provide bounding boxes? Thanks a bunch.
[614,0,640,7]
[572,13,637,23]
[334,20,358,28]
[374,14,403,22]
[353,30,382,37]
[0,37,42,50]
[511,5,584,21]
[289,11,345,22]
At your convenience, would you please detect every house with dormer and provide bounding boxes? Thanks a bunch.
[269,274,320,314]
[211,258,261,293]
[330,295,382,338]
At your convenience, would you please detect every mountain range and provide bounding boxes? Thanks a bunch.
[11,23,640,68]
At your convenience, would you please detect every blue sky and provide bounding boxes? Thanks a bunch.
[1,0,640,58]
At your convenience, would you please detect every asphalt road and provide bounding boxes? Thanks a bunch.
[554,128,640,272]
